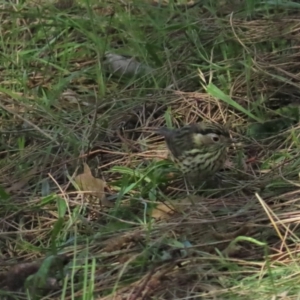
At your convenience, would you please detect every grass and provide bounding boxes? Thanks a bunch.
[1,0,300,299]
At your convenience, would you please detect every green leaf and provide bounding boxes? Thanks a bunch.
[40,194,57,206]
[0,185,10,200]
[51,217,64,247]
[205,83,262,122]
[164,107,173,128]
[57,197,67,218]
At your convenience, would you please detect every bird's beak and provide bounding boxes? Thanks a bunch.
[229,137,243,147]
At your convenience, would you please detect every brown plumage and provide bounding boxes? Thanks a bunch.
[157,122,232,186]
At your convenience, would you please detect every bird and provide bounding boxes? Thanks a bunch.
[157,122,233,187]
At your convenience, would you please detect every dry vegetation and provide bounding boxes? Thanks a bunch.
[1,0,300,299]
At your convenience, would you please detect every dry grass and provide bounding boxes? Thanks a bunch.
[1,0,300,299]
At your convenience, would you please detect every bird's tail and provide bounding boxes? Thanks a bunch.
[156,127,173,137]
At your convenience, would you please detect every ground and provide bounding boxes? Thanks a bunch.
[1,0,300,299]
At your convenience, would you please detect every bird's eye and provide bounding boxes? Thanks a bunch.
[212,135,220,142]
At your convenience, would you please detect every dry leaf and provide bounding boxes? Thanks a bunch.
[74,163,113,208]
[151,196,197,220]
[151,202,177,220]
[103,231,142,252]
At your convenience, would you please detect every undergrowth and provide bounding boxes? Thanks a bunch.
[1,0,300,299]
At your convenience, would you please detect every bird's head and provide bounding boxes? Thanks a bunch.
[191,122,232,147]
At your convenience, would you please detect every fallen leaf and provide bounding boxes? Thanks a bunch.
[151,202,177,220]
[74,163,113,208]
[103,231,142,252]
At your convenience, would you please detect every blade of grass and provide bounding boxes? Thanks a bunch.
[205,82,263,122]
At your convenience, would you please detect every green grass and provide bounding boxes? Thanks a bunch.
[1,0,300,299]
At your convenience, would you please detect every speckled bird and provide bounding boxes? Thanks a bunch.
[157,122,232,185]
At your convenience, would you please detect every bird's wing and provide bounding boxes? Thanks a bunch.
[158,127,194,158]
